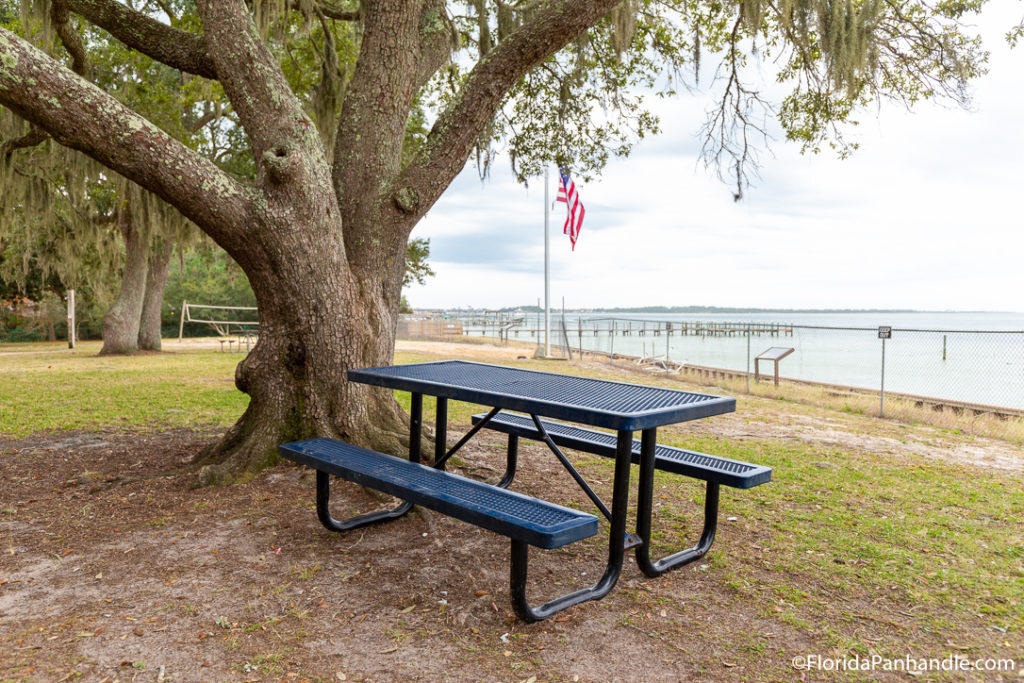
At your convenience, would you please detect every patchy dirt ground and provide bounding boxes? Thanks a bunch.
[1,428,794,683]
[2,342,1021,682]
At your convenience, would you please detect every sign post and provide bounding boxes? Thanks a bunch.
[878,326,892,417]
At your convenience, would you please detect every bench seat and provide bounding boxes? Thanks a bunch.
[279,437,598,549]
[471,412,771,488]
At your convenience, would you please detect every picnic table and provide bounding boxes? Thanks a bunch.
[280,360,771,621]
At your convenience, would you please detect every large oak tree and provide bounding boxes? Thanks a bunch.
[0,0,987,481]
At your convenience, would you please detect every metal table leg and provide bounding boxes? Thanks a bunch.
[496,434,518,489]
[409,392,422,464]
[635,427,719,576]
[435,396,447,468]
[312,392,424,532]
[509,429,633,622]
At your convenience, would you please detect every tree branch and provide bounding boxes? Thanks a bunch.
[0,28,253,250]
[66,0,217,79]
[0,126,49,159]
[332,0,454,233]
[51,0,90,76]
[184,101,225,134]
[318,2,361,21]
[396,0,622,221]
[195,0,324,164]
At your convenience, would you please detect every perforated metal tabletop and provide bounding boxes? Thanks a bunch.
[348,360,735,430]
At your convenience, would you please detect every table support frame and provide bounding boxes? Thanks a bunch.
[509,429,633,622]
[635,429,720,576]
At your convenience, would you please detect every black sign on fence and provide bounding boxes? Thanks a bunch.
[878,326,892,339]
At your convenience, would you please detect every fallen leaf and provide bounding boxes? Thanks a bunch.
[474,590,488,597]
[399,606,415,614]
[377,646,398,654]
[503,650,512,657]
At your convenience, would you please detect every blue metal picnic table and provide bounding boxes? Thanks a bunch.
[345,360,739,619]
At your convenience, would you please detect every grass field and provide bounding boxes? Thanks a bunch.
[1,339,1021,681]
[0,340,249,435]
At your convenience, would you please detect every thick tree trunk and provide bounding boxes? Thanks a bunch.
[137,239,174,351]
[192,210,413,484]
[100,206,148,355]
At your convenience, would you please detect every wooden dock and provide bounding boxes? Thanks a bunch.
[481,319,795,339]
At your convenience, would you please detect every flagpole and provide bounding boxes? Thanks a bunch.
[544,166,551,357]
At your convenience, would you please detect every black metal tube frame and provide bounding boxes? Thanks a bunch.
[634,428,720,576]
[433,405,502,470]
[528,413,613,521]
[314,392,427,532]
[510,430,633,622]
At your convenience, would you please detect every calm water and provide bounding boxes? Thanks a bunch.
[482,311,1024,409]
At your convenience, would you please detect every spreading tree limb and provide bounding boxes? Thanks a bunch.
[66,0,218,78]
[0,28,252,250]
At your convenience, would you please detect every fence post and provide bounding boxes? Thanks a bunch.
[66,289,76,349]
[745,324,751,394]
[665,322,670,368]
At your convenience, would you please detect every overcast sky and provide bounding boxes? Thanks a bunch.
[409,4,1023,313]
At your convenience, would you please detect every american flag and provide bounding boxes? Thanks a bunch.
[556,167,585,250]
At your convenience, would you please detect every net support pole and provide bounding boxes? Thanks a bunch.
[178,300,187,342]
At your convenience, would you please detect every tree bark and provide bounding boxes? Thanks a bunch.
[137,239,174,351]
[100,206,148,355]
[192,211,412,484]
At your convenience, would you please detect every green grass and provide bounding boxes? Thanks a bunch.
[0,341,248,436]
[685,435,1024,627]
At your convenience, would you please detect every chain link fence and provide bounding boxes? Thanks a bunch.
[399,314,1024,444]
